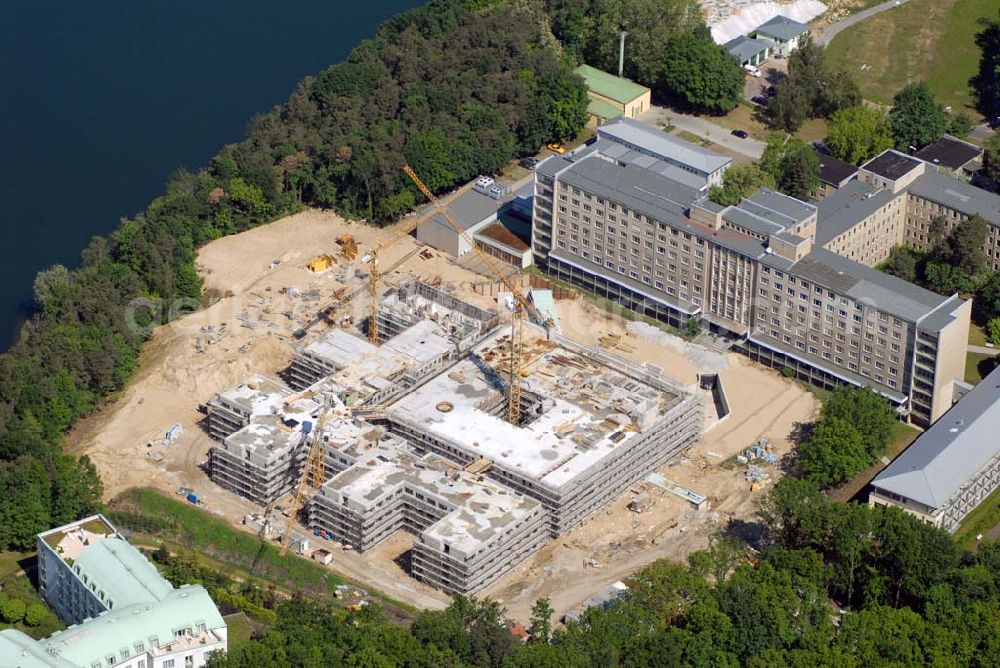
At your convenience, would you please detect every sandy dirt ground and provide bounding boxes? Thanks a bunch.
[66,206,818,618]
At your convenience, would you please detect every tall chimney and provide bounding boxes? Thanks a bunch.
[618,31,627,78]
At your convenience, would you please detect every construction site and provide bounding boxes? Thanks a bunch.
[66,170,820,619]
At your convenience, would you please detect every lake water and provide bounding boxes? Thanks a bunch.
[1,0,422,350]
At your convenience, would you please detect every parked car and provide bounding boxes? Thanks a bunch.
[520,156,540,169]
[731,129,749,139]
[546,142,567,154]
[751,96,768,106]
[744,64,761,77]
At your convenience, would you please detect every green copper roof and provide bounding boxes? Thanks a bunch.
[0,629,76,667]
[573,64,649,105]
[73,538,172,610]
[586,97,622,120]
[42,586,226,667]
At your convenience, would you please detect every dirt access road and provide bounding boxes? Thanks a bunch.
[66,205,818,619]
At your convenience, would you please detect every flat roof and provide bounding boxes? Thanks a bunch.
[213,373,290,415]
[815,181,896,246]
[573,64,649,105]
[743,188,817,225]
[790,248,950,323]
[385,325,686,491]
[907,171,1000,227]
[861,149,923,181]
[423,188,500,236]
[815,150,858,186]
[914,134,983,171]
[754,14,808,41]
[319,440,540,556]
[581,138,709,190]
[596,116,731,175]
[873,364,1000,509]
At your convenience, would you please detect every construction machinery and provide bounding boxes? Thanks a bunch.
[362,180,476,344]
[280,401,333,556]
[403,164,550,426]
[337,234,358,260]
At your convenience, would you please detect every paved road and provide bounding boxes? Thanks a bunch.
[970,123,996,144]
[642,106,765,160]
[968,344,999,356]
[814,0,912,46]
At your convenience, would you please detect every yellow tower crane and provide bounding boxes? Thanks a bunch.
[280,401,333,556]
[403,164,549,426]
[363,181,476,344]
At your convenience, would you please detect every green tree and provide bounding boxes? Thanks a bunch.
[22,603,47,627]
[947,112,974,139]
[825,105,894,165]
[938,214,990,276]
[709,164,775,206]
[765,36,859,131]
[795,417,869,488]
[759,134,820,199]
[983,133,1000,184]
[659,32,744,114]
[821,386,895,459]
[890,82,948,151]
[923,261,975,295]
[971,10,1000,120]
[987,317,1000,344]
[528,597,554,643]
[0,596,26,623]
[880,246,921,282]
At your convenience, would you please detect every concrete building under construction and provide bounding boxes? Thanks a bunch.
[204,287,703,595]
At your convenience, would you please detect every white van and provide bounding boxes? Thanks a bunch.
[744,64,761,77]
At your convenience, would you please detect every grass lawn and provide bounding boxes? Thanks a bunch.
[969,322,988,347]
[109,488,416,618]
[223,613,257,649]
[965,351,999,383]
[829,421,921,503]
[0,552,65,639]
[825,0,995,115]
[953,486,1000,550]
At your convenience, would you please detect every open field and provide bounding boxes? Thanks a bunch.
[825,0,994,114]
[954,486,1000,550]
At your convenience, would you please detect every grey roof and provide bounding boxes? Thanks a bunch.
[596,116,731,176]
[743,188,817,225]
[582,138,709,189]
[724,35,771,63]
[914,135,984,171]
[919,295,966,334]
[789,248,949,323]
[872,364,1000,509]
[754,15,809,41]
[815,181,896,246]
[861,150,922,181]
[424,189,500,234]
[907,172,1000,227]
[557,155,770,259]
[723,206,786,236]
[815,150,858,186]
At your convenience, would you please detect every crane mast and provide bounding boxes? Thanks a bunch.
[403,164,547,426]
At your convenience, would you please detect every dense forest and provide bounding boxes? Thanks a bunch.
[0,0,591,549]
[200,480,1000,667]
